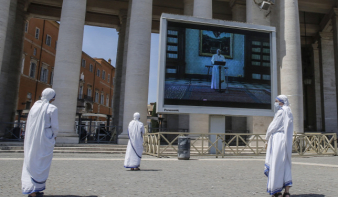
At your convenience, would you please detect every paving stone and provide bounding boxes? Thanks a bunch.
[0,153,337,197]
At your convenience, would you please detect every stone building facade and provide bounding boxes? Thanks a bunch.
[16,18,115,120]
[0,0,337,144]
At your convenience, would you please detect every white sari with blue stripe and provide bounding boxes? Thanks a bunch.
[124,120,145,168]
[21,89,59,195]
[264,105,293,195]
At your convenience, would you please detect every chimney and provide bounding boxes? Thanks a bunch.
[108,58,111,64]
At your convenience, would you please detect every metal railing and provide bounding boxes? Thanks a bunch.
[0,122,26,141]
[143,132,337,157]
[78,94,93,102]
[77,123,120,144]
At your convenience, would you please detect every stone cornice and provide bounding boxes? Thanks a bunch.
[319,32,333,40]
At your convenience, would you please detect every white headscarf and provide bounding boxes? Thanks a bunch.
[133,112,140,121]
[276,95,290,106]
[41,88,56,102]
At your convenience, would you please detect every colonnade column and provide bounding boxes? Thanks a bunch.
[0,0,26,132]
[188,0,212,138]
[332,8,338,134]
[279,0,303,133]
[0,0,11,74]
[312,43,323,131]
[112,9,128,131]
[53,0,87,143]
[246,0,270,25]
[184,0,194,16]
[230,0,246,22]
[319,32,337,132]
[120,0,153,144]
[193,0,212,18]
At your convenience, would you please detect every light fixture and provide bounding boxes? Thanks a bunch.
[260,1,271,10]
[253,0,275,10]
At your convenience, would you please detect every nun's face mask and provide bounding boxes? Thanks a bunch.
[274,99,283,111]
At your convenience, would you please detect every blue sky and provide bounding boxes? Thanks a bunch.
[82,25,159,104]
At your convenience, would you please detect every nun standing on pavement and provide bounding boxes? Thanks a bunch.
[21,88,59,197]
[124,112,145,171]
[264,95,294,197]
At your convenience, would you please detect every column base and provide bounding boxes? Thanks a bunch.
[56,133,79,144]
[118,134,129,145]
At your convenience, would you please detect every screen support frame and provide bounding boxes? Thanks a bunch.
[157,13,277,117]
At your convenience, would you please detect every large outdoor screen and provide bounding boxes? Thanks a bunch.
[157,14,277,116]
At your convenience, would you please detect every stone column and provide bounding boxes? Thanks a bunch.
[112,10,127,130]
[187,0,213,144]
[230,0,248,131]
[332,8,338,134]
[53,0,87,143]
[246,0,270,25]
[230,0,246,22]
[312,43,323,131]
[0,0,11,74]
[0,0,26,132]
[184,0,194,16]
[319,32,337,133]
[193,0,212,18]
[279,0,304,133]
[120,0,153,144]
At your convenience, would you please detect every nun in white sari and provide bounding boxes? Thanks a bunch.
[124,112,145,171]
[22,88,59,197]
[264,95,293,197]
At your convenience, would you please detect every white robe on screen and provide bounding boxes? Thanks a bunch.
[264,96,293,195]
[22,88,59,195]
[124,116,145,168]
[211,54,227,89]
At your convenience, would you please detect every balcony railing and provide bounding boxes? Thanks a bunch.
[78,94,93,102]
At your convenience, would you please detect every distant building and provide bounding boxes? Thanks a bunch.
[17,18,115,119]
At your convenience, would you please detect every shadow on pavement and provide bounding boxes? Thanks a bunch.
[126,169,162,171]
[44,196,98,197]
[291,195,325,197]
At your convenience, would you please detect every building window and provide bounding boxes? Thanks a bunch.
[40,67,48,83]
[82,59,86,68]
[95,91,99,103]
[100,93,104,105]
[25,100,32,110]
[89,64,93,72]
[102,70,106,80]
[106,95,109,107]
[97,69,100,77]
[29,62,36,78]
[79,86,83,99]
[35,28,40,39]
[87,87,92,97]
[46,35,52,46]
[25,21,29,33]
[50,71,54,85]
[107,74,110,83]
[21,56,25,74]
[33,48,37,56]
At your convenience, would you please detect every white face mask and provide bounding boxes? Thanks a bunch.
[274,102,280,111]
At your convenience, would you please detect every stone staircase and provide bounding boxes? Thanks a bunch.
[0,142,266,155]
[0,142,128,154]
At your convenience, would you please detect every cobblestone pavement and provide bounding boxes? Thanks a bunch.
[0,153,337,197]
